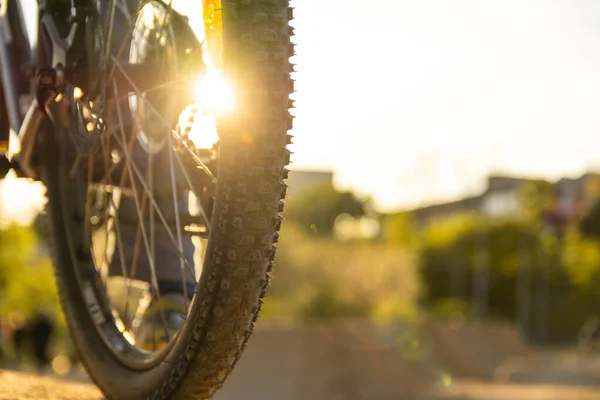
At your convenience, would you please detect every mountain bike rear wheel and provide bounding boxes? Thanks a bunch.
[41,1,293,398]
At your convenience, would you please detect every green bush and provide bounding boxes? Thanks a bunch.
[263,223,419,323]
[0,224,61,322]
[407,211,600,344]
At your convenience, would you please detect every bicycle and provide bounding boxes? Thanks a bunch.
[0,0,293,398]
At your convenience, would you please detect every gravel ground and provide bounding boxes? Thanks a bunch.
[0,370,101,400]
[429,380,600,400]
[2,369,600,400]
[3,347,600,400]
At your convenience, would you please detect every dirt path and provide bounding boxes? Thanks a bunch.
[2,369,600,400]
[428,380,600,400]
[0,370,101,400]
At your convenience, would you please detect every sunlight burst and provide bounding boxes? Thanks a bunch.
[194,71,235,114]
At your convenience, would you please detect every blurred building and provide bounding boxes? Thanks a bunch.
[555,173,600,217]
[411,175,532,226]
[410,173,600,228]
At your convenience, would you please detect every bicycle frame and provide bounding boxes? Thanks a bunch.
[0,0,102,180]
[1,0,109,178]
[0,1,205,179]
[0,0,60,179]
[0,0,38,141]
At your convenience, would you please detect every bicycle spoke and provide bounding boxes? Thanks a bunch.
[110,77,197,278]
[110,73,198,104]
[124,167,149,323]
[98,184,113,280]
[173,149,210,227]
[102,1,170,94]
[100,0,117,111]
[148,151,155,280]
[152,313,157,352]
[100,134,132,318]
[95,123,137,186]
[112,80,170,341]
[84,154,96,256]
[116,0,131,20]
[112,130,197,281]
[114,124,148,307]
[97,115,117,280]
[102,122,144,325]
[103,0,116,53]
[69,154,82,179]
[111,57,216,182]
[168,134,190,308]
[71,0,218,353]
[106,4,143,78]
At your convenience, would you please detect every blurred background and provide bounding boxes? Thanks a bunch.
[4,0,600,399]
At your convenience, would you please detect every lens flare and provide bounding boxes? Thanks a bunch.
[194,71,234,114]
[51,355,72,377]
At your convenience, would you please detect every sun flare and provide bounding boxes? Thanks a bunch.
[194,71,235,114]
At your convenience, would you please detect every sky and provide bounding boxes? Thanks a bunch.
[289,0,600,210]
[4,0,600,223]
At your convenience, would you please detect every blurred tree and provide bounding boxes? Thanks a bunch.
[382,212,420,248]
[579,199,600,240]
[419,217,542,320]
[416,211,600,344]
[262,222,418,323]
[286,181,366,236]
[0,223,60,322]
[421,213,478,248]
[300,282,370,321]
[561,227,600,288]
[517,180,557,344]
[519,179,555,224]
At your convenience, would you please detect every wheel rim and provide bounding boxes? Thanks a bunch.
[54,0,225,369]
